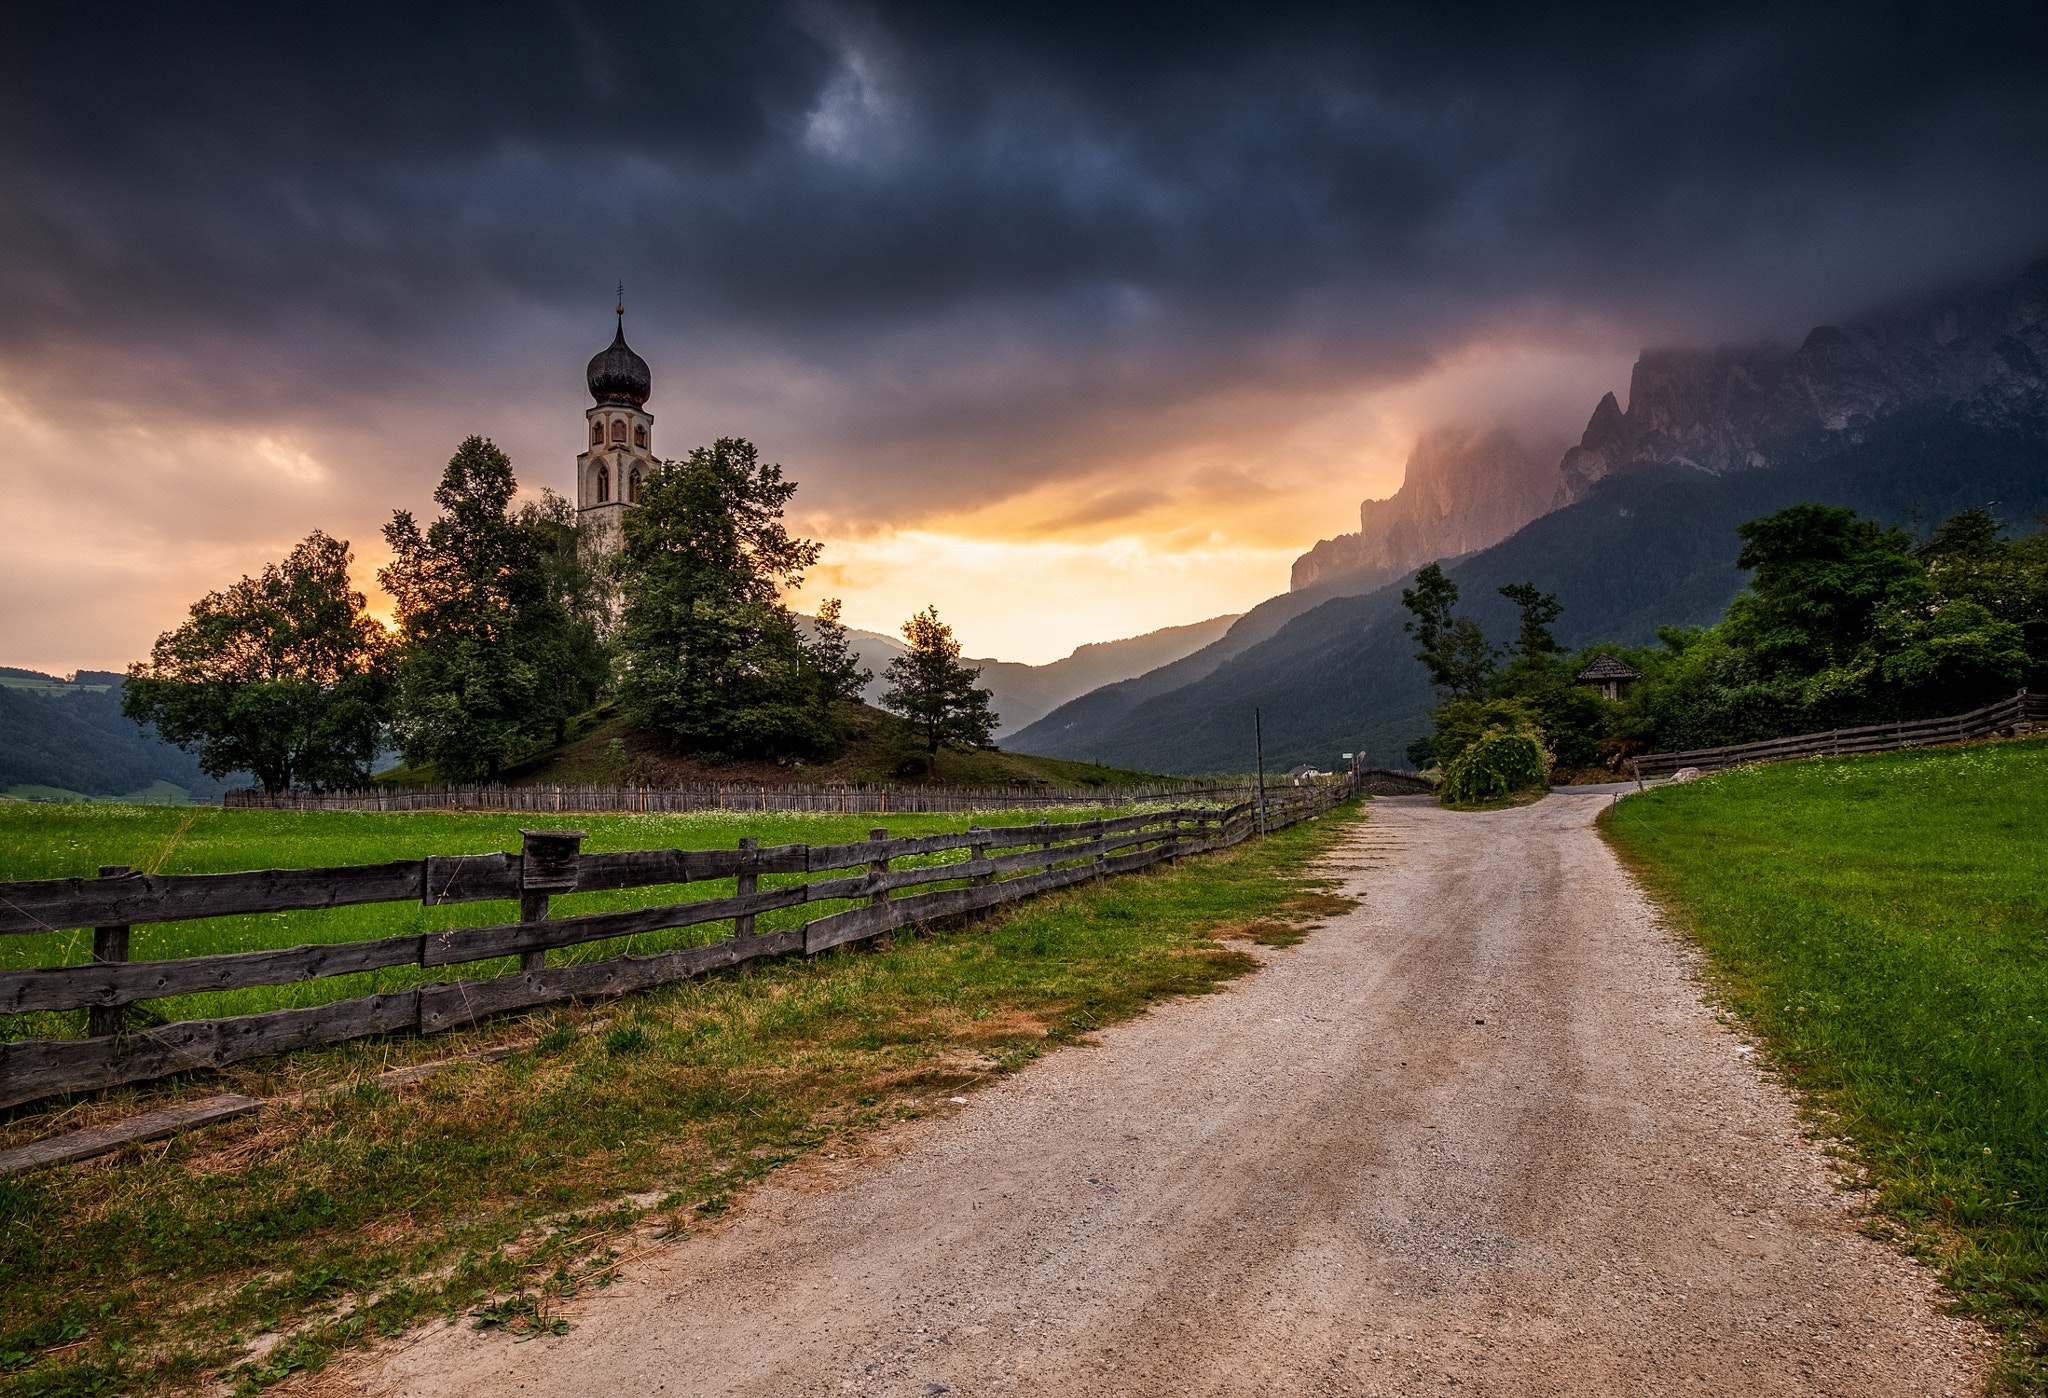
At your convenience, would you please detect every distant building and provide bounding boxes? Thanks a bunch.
[576,298,655,559]
[1575,654,1640,701]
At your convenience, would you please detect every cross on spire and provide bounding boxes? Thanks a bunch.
[616,281,625,319]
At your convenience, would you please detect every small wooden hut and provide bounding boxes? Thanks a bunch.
[1575,654,1640,701]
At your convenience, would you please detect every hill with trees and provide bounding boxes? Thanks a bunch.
[99,432,1191,798]
[0,670,240,802]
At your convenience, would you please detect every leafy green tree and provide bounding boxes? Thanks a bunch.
[611,438,846,759]
[1919,506,2048,688]
[380,437,605,780]
[124,531,390,793]
[1721,503,1924,674]
[882,606,998,754]
[1401,562,1496,698]
[1497,582,1564,659]
[516,487,614,742]
[1610,503,2043,750]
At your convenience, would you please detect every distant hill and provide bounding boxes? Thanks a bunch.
[1011,406,2048,774]
[0,670,240,803]
[797,612,1242,739]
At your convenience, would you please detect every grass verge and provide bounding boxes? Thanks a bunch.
[0,800,1361,1396]
[1601,738,2048,1390]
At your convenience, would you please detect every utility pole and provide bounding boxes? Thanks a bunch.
[1254,707,1268,836]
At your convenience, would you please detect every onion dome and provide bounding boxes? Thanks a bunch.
[586,306,650,408]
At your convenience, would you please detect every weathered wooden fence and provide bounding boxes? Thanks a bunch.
[1631,689,2044,779]
[0,786,1352,1110]
[225,779,1251,815]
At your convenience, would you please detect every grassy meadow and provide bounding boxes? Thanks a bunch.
[1603,737,2048,1388]
[0,802,1160,1042]
[0,800,1360,1396]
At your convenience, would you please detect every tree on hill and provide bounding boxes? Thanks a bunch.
[808,597,874,701]
[1497,582,1564,659]
[123,530,390,793]
[380,437,606,781]
[1400,562,1496,698]
[611,437,848,760]
[882,606,998,754]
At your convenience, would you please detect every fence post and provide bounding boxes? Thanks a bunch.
[733,836,759,975]
[1040,817,1054,875]
[1166,809,1179,865]
[1254,707,1268,837]
[969,826,991,887]
[518,828,585,973]
[88,865,132,1039]
[1091,815,1106,881]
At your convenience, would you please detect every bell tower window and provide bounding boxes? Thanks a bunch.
[634,423,647,448]
[610,418,627,443]
[628,466,642,503]
[591,422,604,446]
[595,464,610,503]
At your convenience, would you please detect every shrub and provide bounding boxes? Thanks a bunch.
[1430,697,1539,769]
[1439,725,1550,806]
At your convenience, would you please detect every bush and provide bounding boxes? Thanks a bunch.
[1439,725,1550,806]
[1430,697,1540,769]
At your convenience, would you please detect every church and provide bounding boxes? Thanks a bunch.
[575,298,655,556]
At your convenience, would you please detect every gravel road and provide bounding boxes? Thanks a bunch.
[335,794,1989,1396]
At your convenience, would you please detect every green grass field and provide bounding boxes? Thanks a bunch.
[1603,737,2048,1388]
[0,802,1165,1043]
[0,801,1359,1396]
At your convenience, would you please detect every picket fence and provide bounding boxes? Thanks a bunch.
[225,779,1250,815]
[1632,689,2044,779]
[0,784,1353,1109]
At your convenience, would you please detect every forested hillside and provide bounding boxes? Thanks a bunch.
[1011,408,2048,774]
[0,671,237,802]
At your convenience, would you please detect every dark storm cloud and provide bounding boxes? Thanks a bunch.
[8,0,2039,358]
[3,0,2046,480]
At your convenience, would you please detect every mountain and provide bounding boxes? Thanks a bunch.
[1290,257,2048,595]
[1290,427,1565,593]
[0,670,239,802]
[1012,258,2048,774]
[1014,409,2048,774]
[799,613,1241,740]
[1559,262,2048,498]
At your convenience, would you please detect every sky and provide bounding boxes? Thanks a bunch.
[3,2,2046,669]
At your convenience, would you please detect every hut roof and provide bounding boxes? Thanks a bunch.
[1575,654,1641,683]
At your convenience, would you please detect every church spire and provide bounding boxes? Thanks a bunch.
[587,291,650,407]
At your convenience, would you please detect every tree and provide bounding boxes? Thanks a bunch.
[807,597,873,701]
[1497,582,1564,659]
[882,606,998,754]
[124,531,390,793]
[1723,503,1924,674]
[380,437,604,780]
[611,438,846,759]
[516,487,614,743]
[1401,563,1496,698]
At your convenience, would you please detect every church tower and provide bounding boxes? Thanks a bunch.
[577,296,654,557]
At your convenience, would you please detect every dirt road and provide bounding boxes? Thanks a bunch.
[339,794,1988,1396]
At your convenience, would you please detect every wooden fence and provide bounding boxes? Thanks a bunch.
[0,785,1353,1110]
[1631,689,2043,779]
[225,779,1252,815]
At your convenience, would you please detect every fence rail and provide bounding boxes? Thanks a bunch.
[224,778,1254,815]
[0,784,1353,1110]
[1631,689,2043,779]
